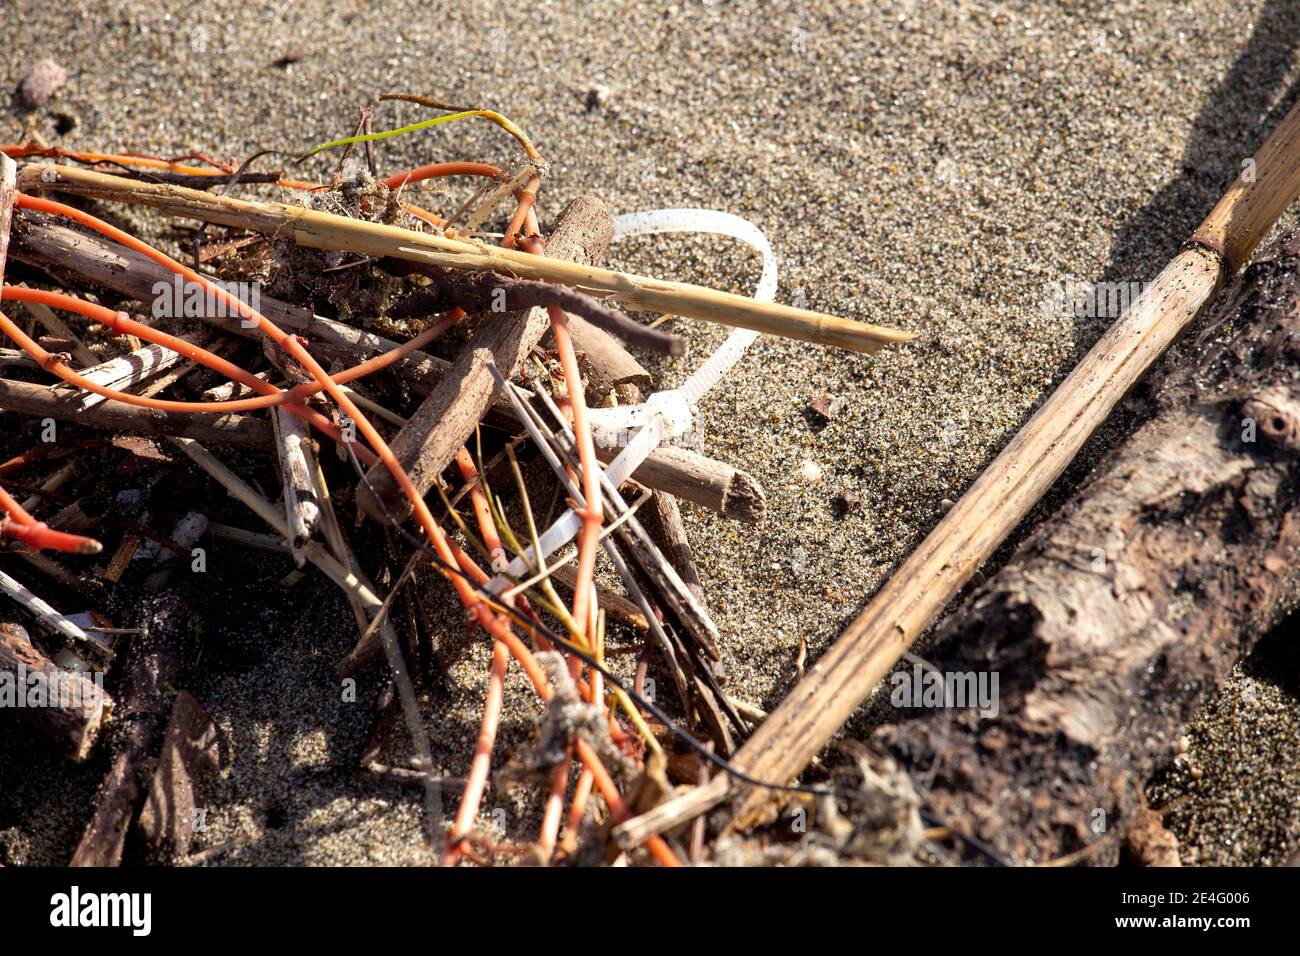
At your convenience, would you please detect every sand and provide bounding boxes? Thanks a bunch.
[1,0,1298,866]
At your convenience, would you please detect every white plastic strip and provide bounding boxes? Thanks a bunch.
[487,209,778,592]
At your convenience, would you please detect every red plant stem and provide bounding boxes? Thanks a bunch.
[560,768,595,855]
[538,751,571,861]
[503,172,541,248]
[443,639,509,866]
[380,162,503,190]
[0,482,101,554]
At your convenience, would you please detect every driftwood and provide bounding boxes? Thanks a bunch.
[571,317,651,393]
[355,196,613,521]
[598,444,765,523]
[615,97,1300,849]
[10,219,758,517]
[136,690,222,862]
[873,226,1300,864]
[0,621,114,761]
[71,592,185,866]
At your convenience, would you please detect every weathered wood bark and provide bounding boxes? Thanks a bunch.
[873,227,1300,864]
[569,317,651,393]
[136,691,222,862]
[356,196,614,521]
[599,444,766,523]
[0,622,114,761]
[71,593,185,866]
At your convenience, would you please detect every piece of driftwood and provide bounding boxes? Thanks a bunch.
[60,335,203,411]
[0,621,114,761]
[596,444,765,523]
[271,406,320,564]
[646,492,706,603]
[136,690,222,862]
[355,195,613,521]
[71,593,184,866]
[0,376,271,447]
[616,97,1300,848]
[873,226,1300,864]
[10,220,758,517]
[18,163,915,354]
[570,316,651,393]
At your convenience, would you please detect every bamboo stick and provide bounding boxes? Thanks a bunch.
[17,164,914,355]
[615,97,1300,848]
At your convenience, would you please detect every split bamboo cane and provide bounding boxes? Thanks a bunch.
[15,164,913,355]
[613,98,1300,849]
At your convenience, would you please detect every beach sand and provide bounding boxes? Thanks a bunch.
[1,0,1298,865]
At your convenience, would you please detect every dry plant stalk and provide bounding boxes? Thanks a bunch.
[18,164,914,355]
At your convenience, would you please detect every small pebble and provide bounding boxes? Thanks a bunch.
[837,488,862,513]
[799,459,823,482]
[583,83,612,110]
[805,394,840,426]
[19,59,67,108]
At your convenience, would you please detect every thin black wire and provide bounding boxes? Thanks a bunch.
[340,439,1009,866]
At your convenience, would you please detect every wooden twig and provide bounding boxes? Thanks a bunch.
[136,690,221,862]
[0,154,15,289]
[0,567,110,662]
[594,442,765,523]
[72,593,184,866]
[0,622,114,761]
[385,262,682,355]
[354,195,615,521]
[18,164,916,354]
[270,406,321,564]
[17,296,100,368]
[59,335,204,411]
[0,376,271,447]
[569,316,651,394]
[617,98,1300,846]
